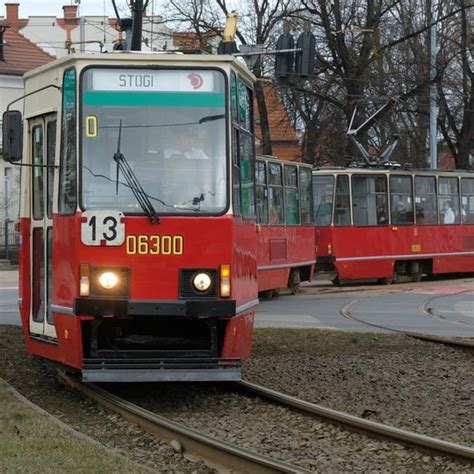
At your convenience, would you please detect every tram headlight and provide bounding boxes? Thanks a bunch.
[193,273,212,292]
[98,271,119,289]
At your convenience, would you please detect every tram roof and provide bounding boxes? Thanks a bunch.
[312,167,474,177]
[23,52,255,83]
[257,154,312,169]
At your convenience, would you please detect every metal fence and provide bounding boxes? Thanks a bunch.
[0,225,20,260]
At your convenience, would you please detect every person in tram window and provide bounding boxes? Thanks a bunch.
[376,206,387,224]
[164,126,210,161]
[391,196,407,224]
[443,200,455,224]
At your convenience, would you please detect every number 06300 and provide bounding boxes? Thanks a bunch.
[126,235,184,255]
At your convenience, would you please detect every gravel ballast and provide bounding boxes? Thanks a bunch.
[0,325,472,472]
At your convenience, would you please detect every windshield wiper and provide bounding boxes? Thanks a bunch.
[114,120,160,224]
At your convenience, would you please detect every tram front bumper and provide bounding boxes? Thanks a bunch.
[74,298,236,318]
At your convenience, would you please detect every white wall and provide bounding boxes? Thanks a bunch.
[0,74,23,228]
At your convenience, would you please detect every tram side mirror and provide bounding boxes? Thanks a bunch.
[2,110,23,162]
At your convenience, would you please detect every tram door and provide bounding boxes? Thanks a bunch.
[29,115,57,339]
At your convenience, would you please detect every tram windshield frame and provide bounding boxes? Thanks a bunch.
[79,66,228,216]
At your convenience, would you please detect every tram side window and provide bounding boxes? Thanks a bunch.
[299,168,313,224]
[352,175,388,226]
[414,176,437,224]
[32,126,44,220]
[284,165,299,225]
[59,68,77,215]
[313,175,334,226]
[46,121,56,219]
[268,163,284,224]
[461,178,474,224]
[438,177,460,224]
[256,161,268,224]
[231,73,241,216]
[236,78,255,219]
[232,128,241,216]
[335,175,351,226]
[390,175,414,225]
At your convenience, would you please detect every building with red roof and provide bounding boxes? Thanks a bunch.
[254,82,301,161]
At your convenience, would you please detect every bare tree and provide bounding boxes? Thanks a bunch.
[437,0,473,169]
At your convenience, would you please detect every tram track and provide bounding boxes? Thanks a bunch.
[58,371,474,470]
[339,299,474,352]
[237,381,474,462]
[58,371,306,474]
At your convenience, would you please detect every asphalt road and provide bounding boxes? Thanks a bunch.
[1,270,473,337]
[256,278,474,337]
[0,270,19,326]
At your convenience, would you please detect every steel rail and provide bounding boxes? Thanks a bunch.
[339,300,474,351]
[58,372,307,474]
[238,381,474,462]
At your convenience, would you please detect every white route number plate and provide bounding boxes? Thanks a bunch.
[81,211,125,246]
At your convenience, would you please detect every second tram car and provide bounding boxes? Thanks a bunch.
[255,156,315,296]
[313,168,474,284]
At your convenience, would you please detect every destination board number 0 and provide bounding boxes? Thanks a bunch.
[126,235,184,255]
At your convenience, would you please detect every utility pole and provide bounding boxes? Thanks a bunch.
[130,0,144,51]
[80,16,86,52]
[429,0,438,169]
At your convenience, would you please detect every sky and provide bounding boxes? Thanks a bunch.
[4,1,122,17]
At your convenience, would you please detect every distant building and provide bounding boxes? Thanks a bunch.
[255,83,301,161]
[0,2,174,57]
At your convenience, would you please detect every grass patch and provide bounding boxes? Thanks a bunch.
[0,380,146,473]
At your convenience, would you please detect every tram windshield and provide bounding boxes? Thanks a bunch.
[81,68,227,215]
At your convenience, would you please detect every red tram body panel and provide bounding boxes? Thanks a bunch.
[313,168,474,283]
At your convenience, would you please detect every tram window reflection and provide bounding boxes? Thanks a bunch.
[299,168,313,224]
[414,176,437,224]
[438,177,460,224]
[461,178,474,224]
[268,163,284,224]
[334,175,351,226]
[284,166,299,225]
[390,175,414,225]
[313,175,334,226]
[81,68,227,215]
[256,161,268,224]
[352,175,388,226]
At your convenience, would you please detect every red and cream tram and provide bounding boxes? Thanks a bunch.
[3,53,264,382]
[313,168,474,284]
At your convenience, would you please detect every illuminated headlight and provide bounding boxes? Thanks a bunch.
[98,271,119,289]
[193,273,212,292]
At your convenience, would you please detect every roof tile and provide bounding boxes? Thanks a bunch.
[0,24,53,75]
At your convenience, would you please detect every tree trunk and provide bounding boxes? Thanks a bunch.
[254,80,272,156]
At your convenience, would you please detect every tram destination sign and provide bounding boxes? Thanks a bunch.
[90,69,216,92]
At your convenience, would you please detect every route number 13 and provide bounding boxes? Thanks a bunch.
[81,211,125,246]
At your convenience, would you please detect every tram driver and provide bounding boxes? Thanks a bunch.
[164,126,211,161]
